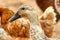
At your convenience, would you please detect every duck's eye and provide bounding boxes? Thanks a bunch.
[21,7,25,10]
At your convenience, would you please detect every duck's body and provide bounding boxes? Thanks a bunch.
[30,23,46,40]
[8,18,30,37]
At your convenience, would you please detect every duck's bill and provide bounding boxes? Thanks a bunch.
[8,12,21,22]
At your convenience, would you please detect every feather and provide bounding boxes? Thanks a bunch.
[0,8,14,30]
[0,26,12,40]
[39,6,56,37]
[0,5,60,40]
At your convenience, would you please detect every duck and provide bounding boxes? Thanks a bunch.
[9,4,46,40]
[9,4,60,40]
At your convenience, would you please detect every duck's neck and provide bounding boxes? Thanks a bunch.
[30,17,40,25]
[23,16,39,25]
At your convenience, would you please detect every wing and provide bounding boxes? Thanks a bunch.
[39,6,56,37]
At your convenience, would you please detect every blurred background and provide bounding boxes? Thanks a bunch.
[0,0,60,38]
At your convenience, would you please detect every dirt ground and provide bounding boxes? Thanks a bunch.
[0,0,60,38]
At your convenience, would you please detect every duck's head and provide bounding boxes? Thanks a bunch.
[9,5,37,22]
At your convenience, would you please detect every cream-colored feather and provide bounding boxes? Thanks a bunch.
[39,6,56,37]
